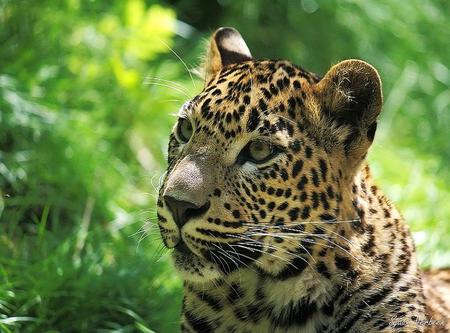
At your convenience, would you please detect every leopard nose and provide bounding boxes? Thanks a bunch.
[163,195,211,227]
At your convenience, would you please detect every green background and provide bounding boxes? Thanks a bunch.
[0,0,449,332]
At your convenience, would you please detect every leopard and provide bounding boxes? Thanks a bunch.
[156,27,450,332]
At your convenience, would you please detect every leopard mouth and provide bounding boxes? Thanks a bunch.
[171,239,222,282]
[174,241,191,255]
[202,241,263,274]
[172,240,197,265]
[171,229,264,281]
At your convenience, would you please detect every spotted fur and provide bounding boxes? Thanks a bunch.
[156,27,450,332]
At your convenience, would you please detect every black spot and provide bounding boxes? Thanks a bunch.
[269,298,317,327]
[269,83,278,95]
[290,139,301,152]
[227,283,244,304]
[305,146,313,158]
[288,97,296,118]
[319,159,328,181]
[280,169,288,181]
[311,192,319,208]
[233,110,240,121]
[276,78,285,90]
[317,261,331,279]
[292,160,304,178]
[361,286,392,308]
[320,192,330,210]
[284,188,292,198]
[261,87,272,99]
[288,208,300,221]
[257,74,267,83]
[362,233,376,254]
[275,237,283,243]
[275,188,284,197]
[247,108,260,132]
[277,202,288,211]
[297,175,308,190]
[184,311,214,333]
[199,291,223,311]
[301,206,310,219]
[326,185,335,199]
[259,99,267,111]
[311,168,320,186]
[319,214,334,222]
[275,256,308,280]
[299,192,308,202]
[335,255,352,271]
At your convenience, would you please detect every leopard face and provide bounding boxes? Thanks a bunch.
[157,28,381,284]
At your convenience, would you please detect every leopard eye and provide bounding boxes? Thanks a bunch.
[176,118,193,143]
[238,140,280,164]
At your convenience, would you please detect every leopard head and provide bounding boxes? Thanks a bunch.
[157,27,382,283]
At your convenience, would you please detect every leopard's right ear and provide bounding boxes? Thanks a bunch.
[311,60,382,170]
[200,27,252,84]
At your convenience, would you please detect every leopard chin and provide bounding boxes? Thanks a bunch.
[171,243,222,283]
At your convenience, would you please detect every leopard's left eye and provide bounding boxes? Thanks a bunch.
[238,140,280,164]
[176,118,193,143]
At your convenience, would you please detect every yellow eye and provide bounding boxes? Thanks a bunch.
[238,140,280,164]
[248,141,273,161]
[176,118,193,143]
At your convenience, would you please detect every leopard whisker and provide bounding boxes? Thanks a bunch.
[144,82,192,99]
[145,76,192,94]
[225,233,318,268]
[208,233,265,271]
[210,243,237,273]
[231,242,309,270]
[207,250,244,300]
[240,217,363,226]
[156,38,198,90]
[252,223,355,247]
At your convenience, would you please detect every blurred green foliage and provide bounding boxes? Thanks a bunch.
[0,0,449,331]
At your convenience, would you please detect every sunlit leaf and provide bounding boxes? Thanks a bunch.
[125,0,145,28]
[111,55,140,89]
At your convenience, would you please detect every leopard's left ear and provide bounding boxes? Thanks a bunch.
[202,27,252,83]
[314,60,382,160]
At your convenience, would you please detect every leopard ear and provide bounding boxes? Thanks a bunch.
[315,60,382,160]
[202,27,252,83]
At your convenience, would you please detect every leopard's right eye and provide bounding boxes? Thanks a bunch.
[176,118,193,143]
[237,140,282,165]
